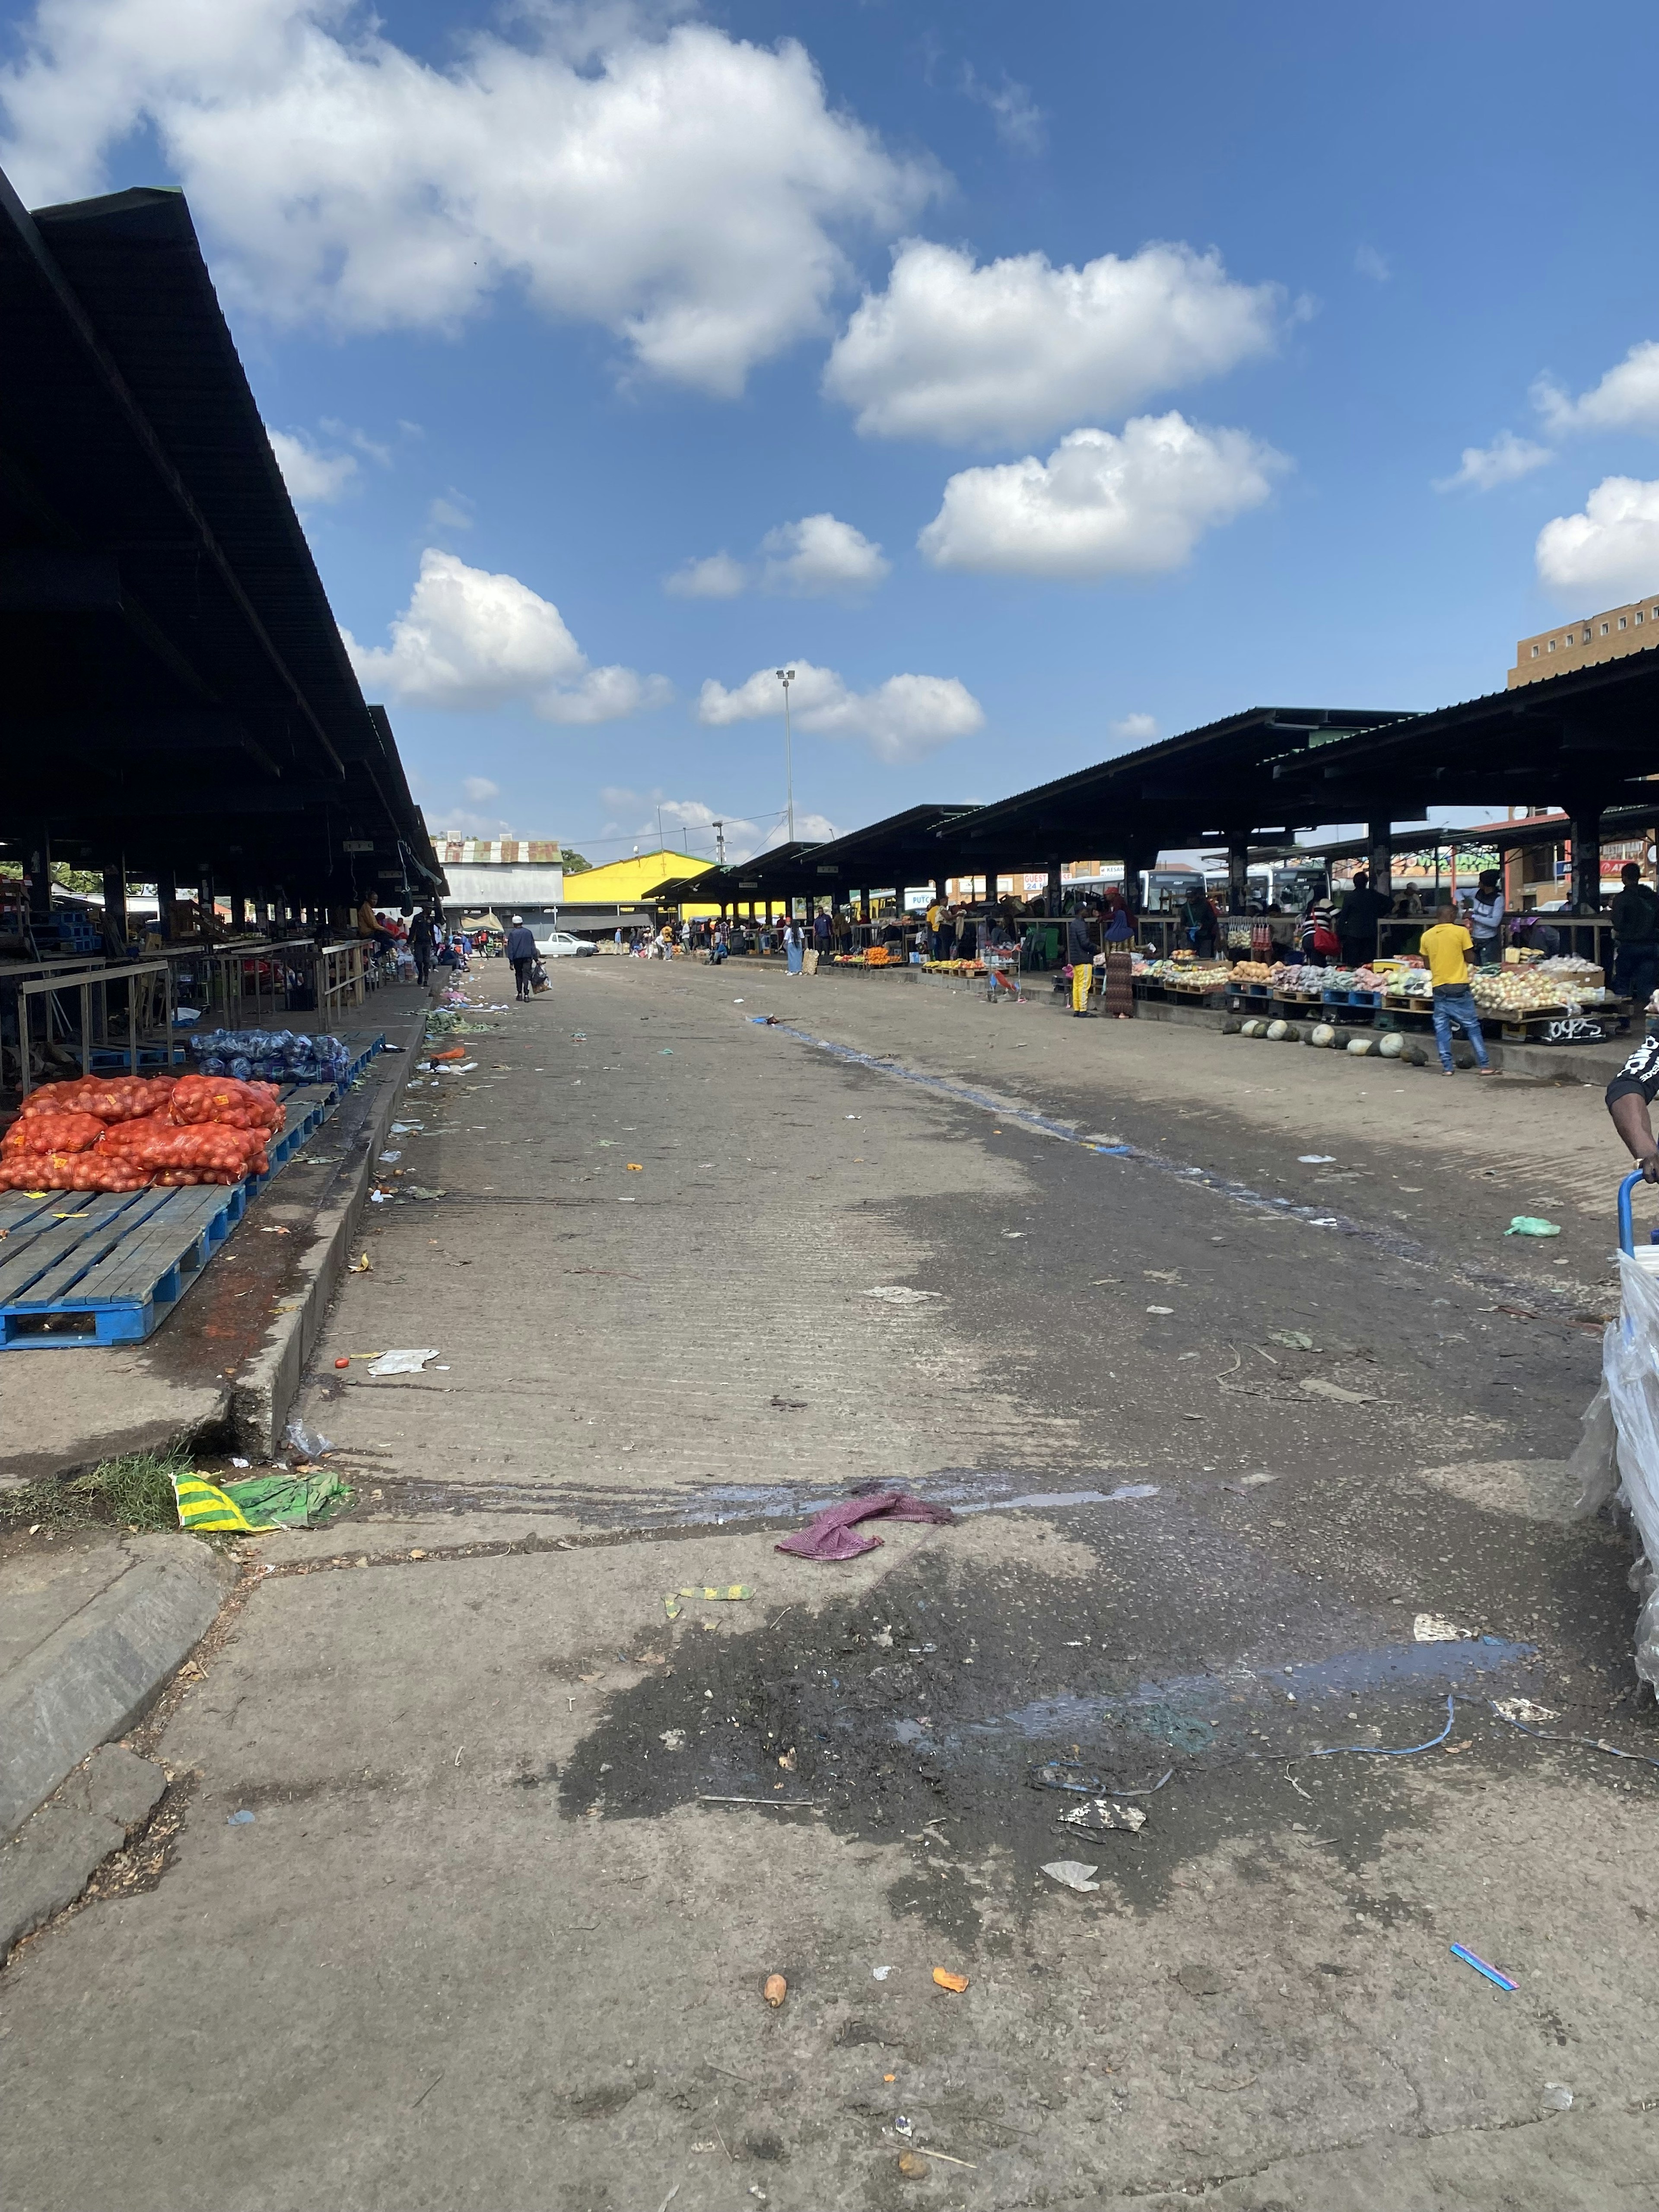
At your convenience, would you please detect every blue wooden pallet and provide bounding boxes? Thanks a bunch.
[0,1183,248,1346]
[0,1033,384,1347]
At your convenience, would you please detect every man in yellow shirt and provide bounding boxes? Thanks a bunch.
[1418,903,1498,1077]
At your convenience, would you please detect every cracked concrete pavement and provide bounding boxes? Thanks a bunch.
[5,956,1659,2211]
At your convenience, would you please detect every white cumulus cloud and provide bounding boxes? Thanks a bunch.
[1433,430,1554,494]
[593,791,839,865]
[461,775,499,804]
[267,425,357,507]
[664,552,749,601]
[696,658,983,764]
[0,5,937,395]
[760,513,889,597]
[344,549,669,725]
[1534,342,1659,438]
[823,238,1283,446]
[667,514,889,600]
[1535,476,1659,602]
[918,413,1286,578]
[1110,712,1158,743]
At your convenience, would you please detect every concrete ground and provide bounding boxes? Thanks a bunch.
[6,954,1659,2211]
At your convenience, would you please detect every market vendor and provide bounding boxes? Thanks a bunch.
[1609,862,1659,1012]
[1336,870,1387,967]
[1606,1017,1659,1180]
[356,895,396,955]
[1467,871,1506,966]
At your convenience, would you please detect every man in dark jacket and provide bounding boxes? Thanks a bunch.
[505,914,537,1000]
[1336,870,1388,969]
[1610,863,1659,1011]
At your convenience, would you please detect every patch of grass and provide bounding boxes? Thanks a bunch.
[0,1447,192,1533]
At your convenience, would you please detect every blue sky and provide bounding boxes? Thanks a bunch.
[5,0,1659,862]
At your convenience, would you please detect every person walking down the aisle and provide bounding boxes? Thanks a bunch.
[1467,871,1506,968]
[1420,902,1498,1077]
[1068,909,1095,1016]
[505,914,537,1001]
[1610,861,1659,1013]
[408,906,435,985]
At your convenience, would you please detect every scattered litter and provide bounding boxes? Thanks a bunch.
[862,1286,941,1304]
[902,2148,976,2171]
[1298,1154,1336,1164]
[1505,1216,1561,1237]
[664,1594,683,1619]
[678,1585,753,1602]
[404,1187,446,1200]
[230,1457,250,1470]
[1542,2083,1574,2110]
[763,1974,788,2007]
[369,1189,390,1203]
[872,1965,893,1981]
[334,1357,350,1370]
[1041,1859,1102,1891]
[1176,1963,1225,1996]
[1003,1231,1026,1239]
[378,1150,402,1163]
[1414,1613,1475,1643]
[777,1490,956,1561]
[227,1809,255,1826]
[1269,1329,1316,1350]
[349,1252,372,1273]
[659,1729,687,1751]
[283,1417,334,1459]
[893,2115,914,2139]
[659,1048,674,1055]
[1146,1305,1174,1316]
[1450,1943,1517,1992]
[1059,1799,1148,1834]
[1489,1706,1659,1773]
[626,1163,644,1171]
[1301,1376,1370,1404]
[1494,1697,1559,1724]
[366,1348,440,1376]
[257,1225,291,1236]
[931,1968,969,1993]
[175,1468,351,1534]
[1032,1759,1173,1799]
[1241,1471,1278,1487]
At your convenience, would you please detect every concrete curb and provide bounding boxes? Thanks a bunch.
[0,1743,167,1955]
[232,995,434,1461]
[0,1535,232,1839]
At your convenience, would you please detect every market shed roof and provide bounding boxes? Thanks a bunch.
[1262,648,1659,820]
[793,805,982,887]
[950,709,1418,860]
[0,172,440,899]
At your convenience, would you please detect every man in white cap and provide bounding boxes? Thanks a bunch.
[504,914,537,1001]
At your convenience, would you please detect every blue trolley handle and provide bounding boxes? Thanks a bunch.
[1620,1168,1646,1256]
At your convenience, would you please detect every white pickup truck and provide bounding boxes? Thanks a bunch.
[531,926,595,959]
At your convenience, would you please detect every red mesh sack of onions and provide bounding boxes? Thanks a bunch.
[106,1122,270,1181]
[0,1150,150,1192]
[17,1074,178,1123]
[166,1074,284,1133]
[1,1111,108,1157]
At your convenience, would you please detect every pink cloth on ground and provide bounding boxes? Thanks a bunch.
[775,1490,956,1562]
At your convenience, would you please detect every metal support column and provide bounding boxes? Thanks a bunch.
[1568,798,1607,912]
[1367,819,1393,902]
[1227,837,1251,911]
[102,860,128,951]
[1045,859,1062,915]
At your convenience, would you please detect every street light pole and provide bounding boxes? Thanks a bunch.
[775,667,796,844]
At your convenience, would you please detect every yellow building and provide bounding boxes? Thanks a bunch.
[566,850,714,905]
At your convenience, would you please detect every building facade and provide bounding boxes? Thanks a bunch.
[1510,595,1659,686]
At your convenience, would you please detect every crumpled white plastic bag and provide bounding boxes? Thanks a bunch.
[1580,1254,1659,1681]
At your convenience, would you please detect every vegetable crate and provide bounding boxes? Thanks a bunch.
[0,1182,251,1346]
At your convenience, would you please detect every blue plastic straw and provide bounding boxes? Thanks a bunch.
[1450,1943,1516,1991]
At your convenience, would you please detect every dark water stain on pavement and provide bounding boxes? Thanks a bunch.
[555,1484,1630,1946]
